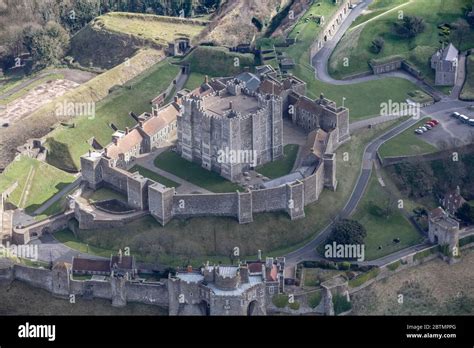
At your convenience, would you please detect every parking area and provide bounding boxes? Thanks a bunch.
[415,107,474,148]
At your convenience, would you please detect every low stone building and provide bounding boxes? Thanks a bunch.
[431,43,459,86]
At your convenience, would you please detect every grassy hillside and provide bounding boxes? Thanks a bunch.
[329,0,474,81]
[98,12,208,45]
[182,46,256,77]
[460,55,474,101]
[0,156,75,215]
[45,58,180,172]
[353,173,423,260]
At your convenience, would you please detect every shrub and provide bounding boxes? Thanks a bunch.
[338,261,351,270]
[272,294,288,308]
[370,37,385,54]
[348,268,380,288]
[333,293,352,315]
[289,301,300,310]
[327,219,367,246]
[308,291,322,308]
[392,16,426,38]
[387,260,401,271]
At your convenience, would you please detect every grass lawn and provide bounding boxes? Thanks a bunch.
[329,0,474,82]
[278,1,421,120]
[154,151,240,193]
[353,173,424,260]
[129,165,180,188]
[66,119,406,268]
[98,12,208,46]
[0,156,75,214]
[460,55,474,101]
[53,229,115,258]
[351,0,410,27]
[256,144,299,179]
[45,59,180,171]
[378,119,439,158]
[87,187,127,203]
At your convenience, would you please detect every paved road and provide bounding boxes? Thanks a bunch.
[283,0,473,267]
[310,0,445,101]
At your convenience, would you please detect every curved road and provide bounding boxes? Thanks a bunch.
[284,1,473,267]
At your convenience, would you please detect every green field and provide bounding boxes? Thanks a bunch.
[257,144,299,179]
[351,0,410,27]
[353,173,424,260]
[154,151,240,193]
[461,55,474,101]
[378,119,438,158]
[53,229,115,258]
[45,59,180,171]
[97,12,208,45]
[129,165,180,188]
[0,156,75,214]
[277,1,421,120]
[329,0,474,81]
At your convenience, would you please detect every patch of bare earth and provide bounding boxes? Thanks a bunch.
[351,249,474,315]
[201,0,291,46]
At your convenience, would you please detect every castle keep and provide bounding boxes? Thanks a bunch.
[177,77,283,181]
[79,67,350,227]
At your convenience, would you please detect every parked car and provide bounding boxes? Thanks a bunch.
[415,129,424,134]
[421,126,428,132]
[430,119,440,125]
[452,112,460,118]
[469,119,474,127]
[424,124,432,129]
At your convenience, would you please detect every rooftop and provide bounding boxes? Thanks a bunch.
[203,92,260,117]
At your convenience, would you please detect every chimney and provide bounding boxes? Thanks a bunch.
[138,121,144,128]
[229,101,233,110]
[204,75,209,84]
[125,127,129,134]
[257,250,262,261]
[88,149,91,157]
[174,96,179,103]
[112,137,118,145]
[187,265,193,273]
[104,147,108,156]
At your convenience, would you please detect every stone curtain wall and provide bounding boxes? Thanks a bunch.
[10,264,169,308]
[310,0,351,61]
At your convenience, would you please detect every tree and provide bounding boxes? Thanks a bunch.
[456,203,474,224]
[328,219,367,245]
[451,18,470,48]
[393,15,426,38]
[371,37,385,54]
[23,21,70,68]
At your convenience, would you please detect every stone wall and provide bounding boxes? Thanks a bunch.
[12,211,75,245]
[309,0,351,60]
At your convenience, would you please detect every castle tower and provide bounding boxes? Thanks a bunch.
[80,151,104,190]
[148,183,175,226]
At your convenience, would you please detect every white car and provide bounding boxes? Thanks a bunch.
[420,126,428,132]
[424,124,432,130]
[415,129,424,134]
